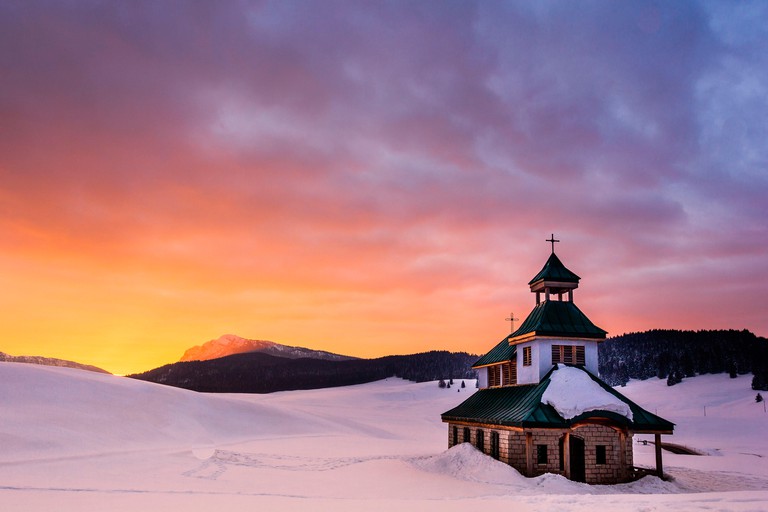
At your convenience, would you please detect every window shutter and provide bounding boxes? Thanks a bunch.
[575,345,585,365]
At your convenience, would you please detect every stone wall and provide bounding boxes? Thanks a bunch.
[506,429,526,469]
[573,424,633,484]
[528,429,565,477]
[446,422,633,484]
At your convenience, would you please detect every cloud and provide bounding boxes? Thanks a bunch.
[0,1,766,372]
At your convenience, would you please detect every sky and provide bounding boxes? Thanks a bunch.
[1,1,767,375]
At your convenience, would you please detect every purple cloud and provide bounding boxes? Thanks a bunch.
[1,0,766,370]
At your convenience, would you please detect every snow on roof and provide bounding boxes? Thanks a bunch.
[541,365,633,421]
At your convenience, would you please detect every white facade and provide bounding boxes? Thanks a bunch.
[477,366,488,388]
[516,338,599,385]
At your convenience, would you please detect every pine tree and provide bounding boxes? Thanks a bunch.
[461,380,466,388]
[656,352,670,379]
[753,372,768,391]
[617,362,629,387]
[667,369,683,387]
[756,393,764,403]
[439,379,446,389]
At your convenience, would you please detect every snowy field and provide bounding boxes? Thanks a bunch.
[1,362,766,511]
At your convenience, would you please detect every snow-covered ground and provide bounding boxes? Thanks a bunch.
[1,362,766,511]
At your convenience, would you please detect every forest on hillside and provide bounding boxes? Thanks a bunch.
[598,329,768,390]
[130,330,768,394]
[129,350,478,393]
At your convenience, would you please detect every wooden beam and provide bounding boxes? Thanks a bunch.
[440,420,525,432]
[619,430,627,481]
[525,431,533,476]
[563,432,571,480]
[507,334,602,346]
[655,433,664,478]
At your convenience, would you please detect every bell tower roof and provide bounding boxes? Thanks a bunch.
[507,300,607,344]
[528,234,580,295]
[528,252,580,292]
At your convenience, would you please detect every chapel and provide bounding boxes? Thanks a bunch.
[441,237,674,484]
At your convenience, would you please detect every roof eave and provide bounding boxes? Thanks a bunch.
[632,428,675,435]
[508,332,607,345]
[440,416,525,428]
[529,280,579,292]
[442,415,673,433]
[472,361,512,370]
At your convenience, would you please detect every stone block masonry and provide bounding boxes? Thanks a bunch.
[574,424,633,484]
[447,422,634,484]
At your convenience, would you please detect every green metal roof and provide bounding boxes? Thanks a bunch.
[509,300,607,341]
[472,338,516,368]
[442,381,562,428]
[580,368,675,432]
[528,252,580,285]
[441,365,674,433]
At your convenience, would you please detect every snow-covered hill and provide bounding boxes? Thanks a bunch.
[178,333,355,362]
[1,362,766,511]
[0,350,110,374]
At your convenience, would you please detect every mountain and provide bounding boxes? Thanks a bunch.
[130,350,478,393]
[598,329,768,389]
[179,334,356,362]
[0,351,110,374]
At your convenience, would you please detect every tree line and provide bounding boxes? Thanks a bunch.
[597,329,768,390]
[129,350,478,393]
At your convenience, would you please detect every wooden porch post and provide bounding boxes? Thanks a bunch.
[563,432,571,480]
[654,433,663,478]
[618,430,627,481]
[525,431,533,476]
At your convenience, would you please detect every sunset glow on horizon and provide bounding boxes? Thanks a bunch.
[2,2,767,375]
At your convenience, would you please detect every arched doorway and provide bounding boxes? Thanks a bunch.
[569,435,586,482]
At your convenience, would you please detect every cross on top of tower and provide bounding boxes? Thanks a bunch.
[546,234,560,254]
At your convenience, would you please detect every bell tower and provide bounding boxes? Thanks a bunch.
[509,235,606,384]
[529,235,580,304]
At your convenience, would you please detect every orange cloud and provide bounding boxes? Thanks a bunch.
[1,2,767,374]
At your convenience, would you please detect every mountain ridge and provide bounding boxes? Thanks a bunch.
[0,351,111,374]
[130,350,479,393]
[179,334,356,362]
